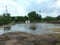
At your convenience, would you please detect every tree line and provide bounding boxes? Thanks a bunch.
[0,11,60,25]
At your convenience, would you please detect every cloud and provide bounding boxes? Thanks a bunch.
[35,0,47,4]
[56,0,60,7]
[0,0,60,17]
[0,0,28,16]
[23,0,31,5]
[35,0,44,4]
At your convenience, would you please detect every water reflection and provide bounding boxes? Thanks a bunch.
[29,24,37,30]
[0,23,60,35]
[4,26,11,32]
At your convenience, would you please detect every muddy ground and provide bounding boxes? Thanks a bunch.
[0,32,60,45]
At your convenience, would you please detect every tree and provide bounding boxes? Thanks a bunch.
[15,16,25,22]
[28,11,42,22]
[24,16,28,21]
[2,13,11,24]
[43,16,55,22]
[11,17,16,21]
[36,14,42,22]
[56,15,60,20]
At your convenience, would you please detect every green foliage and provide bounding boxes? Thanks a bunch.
[24,16,28,20]
[15,16,26,23]
[28,11,42,22]
[0,13,11,25]
[56,15,60,20]
[43,16,56,22]
[0,11,60,25]
[11,17,16,21]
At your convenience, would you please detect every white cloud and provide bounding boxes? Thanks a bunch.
[35,0,43,4]
[23,0,31,5]
[0,0,60,17]
[35,0,48,4]
[0,0,27,16]
[40,11,58,18]
[56,0,60,7]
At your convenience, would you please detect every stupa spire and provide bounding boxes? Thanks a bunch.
[5,5,8,13]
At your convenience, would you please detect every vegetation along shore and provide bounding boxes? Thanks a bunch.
[0,11,60,26]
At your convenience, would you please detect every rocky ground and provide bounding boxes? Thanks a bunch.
[0,32,60,45]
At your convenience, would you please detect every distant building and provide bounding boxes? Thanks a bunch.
[25,20,30,23]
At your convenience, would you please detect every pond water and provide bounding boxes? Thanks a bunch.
[0,23,60,35]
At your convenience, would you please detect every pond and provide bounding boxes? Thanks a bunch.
[0,23,60,35]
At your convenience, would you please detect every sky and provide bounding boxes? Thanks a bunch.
[0,0,60,17]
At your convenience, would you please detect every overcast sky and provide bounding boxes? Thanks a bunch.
[0,0,60,17]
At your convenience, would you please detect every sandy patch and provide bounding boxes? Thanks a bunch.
[43,28,60,32]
